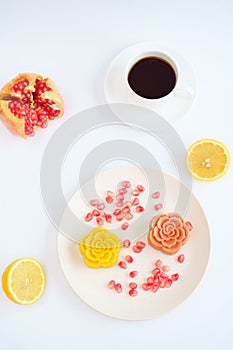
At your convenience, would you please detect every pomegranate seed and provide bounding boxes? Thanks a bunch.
[90,199,99,207]
[142,283,151,291]
[122,239,131,248]
[113,209,121,216]
[160,272,168,279]
[124,213,133,221]
[118,261,127,269]
[116,201,124,207]
[136,241,145,249]
[116,194,124,201]
[122,180,131,188]
[136,206,144,213]
[132,190,140,196]
[85,213,93,222]
[125,255,134,263]
[125,201,132,207]
[129,271,138,278]
[121,222,129,230]
[159,280,166,288]
[92,209,100,217]
[129,282,137,289]
[108,280,115,289]
[136,185,145,192]
[107,191,115,197]
[129,289,138,297]
[96,217,104,226]
[97,203,105,211]
[152,191,160,199]
[147,277,154,285]
[105,196,114,204]
[119,188,127,195]
[105,214,112,223]
[132,245,142,253]
[132,197,139,206]
[171,273,179,282]
[162,265,170,272]
[154,203,163,211]
[177,254,185,263]
[151,285,159,293]
[122,206,130,214]
[185,221,193,231]
[114,283,122,293]
[116,214,124,221]
[155,259,162,267]
[152,268,161,276]
[165,278,172,288]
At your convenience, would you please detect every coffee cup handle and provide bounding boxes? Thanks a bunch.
[174,85,194,99]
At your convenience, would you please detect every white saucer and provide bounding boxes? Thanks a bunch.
[105,43,197,123]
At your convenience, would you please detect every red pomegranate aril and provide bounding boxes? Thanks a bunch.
[136,206,144,213]
[142,283,151,291]
[125,255,134,263]
[136,241,145,249]
[116,201,124,207]
[147,277,154,285]
[96,217,104,226]
[113,209,121,216]
[116,194,124,201]
[114,283,122,293]
[132,245,142,253]
[116,214,124,221]
[185,221,193,231]
[125,201,132,207]
[165,278,173,288]
[105,196,114,204]
[171,273,179,282]
[122,206,130,214]
[122,180,131,188]
[92,209,100,217]
[107,190,115,197]
[129,271,138,278]
[129,282,137,289]
[132,197,139,206]
[162,265,170,272]
[124,213,133,221]
[159,280,166,288]
[108,280,115,289]
[155,259,162,267]
[119,188,127,195]
[118,261,127,269]
[129,289,138,297]
[152,268,161,276]
[154,203,163,211]
[132,190,140,196]
[136,185,145,192]
[151,285,159,293]
[97,203,105,211]
[105,214,112,223]
[85,213,93,222]
[122,239,131,248]
[121,222,129,230]
[160,272,168,279]
[152,191,160,199]
[90,199,99,207]
[177,254,185,263]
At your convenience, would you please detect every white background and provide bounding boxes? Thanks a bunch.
[0,0,233,349]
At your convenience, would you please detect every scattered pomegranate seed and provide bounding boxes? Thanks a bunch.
[105,196,114,204]
[151,285,159,293]
[155,259,162,267]
[97,203,105,211]
[135,205,144,213]
[132,245,142,253]
[124,213,133,221]
[105,214,112,223]
[107,191,115,197]
[177,254,185,263]
[122,239,131,248]
[171,273,179,282]
[122,206,130,214]
[147,277,154,285]
[129,282,137,289]
[142,283,151,291]
[152,268,161,276]
[165,278,172,288]
[125,255,134,263]
[152,191,160,199]
[116,214,124,221]
[162,265,170,272]
[89,199,99,207]
[136,185,145,192]
[132,198,139,206]
[136,241,145,249]
[121,222,129,230]
[129,271,138,278]
[159,280,166,288]
[92,209,100,217]
[108,280,115,289]
[160,272,168,279]
[185,221,193,231]
[116,201,124,207]
[129,289,138,297]
[132,190,140,196]
[154,203,163,211]
[116,194,124,201]
[85,213,93,222]
[119,188,127,195]
[118,261,127,269]
[113,209,121,216]
[122,180,131,188]
[114,283,122,293]
[96,217,104,226]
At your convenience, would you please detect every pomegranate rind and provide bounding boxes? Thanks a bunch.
[0,73,64,138]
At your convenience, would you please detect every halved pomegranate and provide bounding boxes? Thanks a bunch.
[0,73,64,138]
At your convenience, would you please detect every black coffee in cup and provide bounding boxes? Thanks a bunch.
[128,57,176,99]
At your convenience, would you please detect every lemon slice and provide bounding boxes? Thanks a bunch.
[2,258,46,305]
[186,138,230,181]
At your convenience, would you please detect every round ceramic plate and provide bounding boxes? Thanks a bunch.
[58,166,210,320]
[105,42,196,123]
